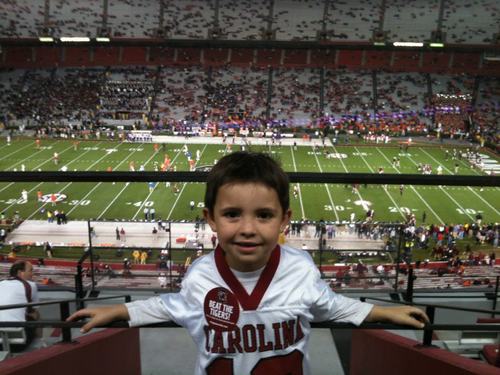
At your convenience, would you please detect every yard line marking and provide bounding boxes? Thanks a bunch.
[132,144,191,220]
[419,148,500,217]
[167,180,188,220]
[312,147,339,222]
[354,147,405,220]
[290,146,306,219]
[376,148,445,224]
[0,141,35,162]
[0,143,80,210]
[31,141,92,171]
[96,183,130,221]
[63,142,108,215]
[6,141,62,170]
[25,142,123,220]
[397,148,473,221]
[331,144,370,214]
[166,144,207,220]
[0,183,15,194]
[95,144,148,220]
[0,143,10,152]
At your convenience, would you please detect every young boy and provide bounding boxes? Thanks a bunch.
[68,152,428,374]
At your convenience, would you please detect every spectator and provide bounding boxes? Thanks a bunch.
[0,261,40,351]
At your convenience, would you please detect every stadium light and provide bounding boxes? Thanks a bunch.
[373,42,386,46]
[96,37,110,42]
[39,37,54,42]
[393,42,424,47]
[60,37,90,42]
[429,43,444,48]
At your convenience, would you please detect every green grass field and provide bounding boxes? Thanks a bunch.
[0,138,498,225]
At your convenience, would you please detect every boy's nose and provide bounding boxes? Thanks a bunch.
[238,217,256,236]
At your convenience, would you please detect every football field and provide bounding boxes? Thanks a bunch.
[0,137,498,226]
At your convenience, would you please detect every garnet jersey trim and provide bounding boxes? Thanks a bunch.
[214,245,281,311]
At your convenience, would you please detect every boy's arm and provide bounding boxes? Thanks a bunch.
[364,305,429,329]
[66,304,130,333]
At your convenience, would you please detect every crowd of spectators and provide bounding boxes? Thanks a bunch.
[377,72,427,114]
[0,66,498,143]
[0,0,498,43]
[99,66,156,119]
[270,68,320,125]
[399,221,499,268]
[0,68,102,125]
[324,70,373,117]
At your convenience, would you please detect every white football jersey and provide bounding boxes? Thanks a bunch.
[126,245,373,375]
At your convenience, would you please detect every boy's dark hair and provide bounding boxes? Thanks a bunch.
[9,260,28,277]
[205,152,289,214]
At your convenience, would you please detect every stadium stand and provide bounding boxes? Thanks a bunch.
[0,0,498,44]
[274,0,324,41]
[441,0,500,44]
[219,0,269,40]
[383,0,440,43]
[325,0,381,41]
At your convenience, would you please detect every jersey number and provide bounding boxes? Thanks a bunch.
[206,350,303,375]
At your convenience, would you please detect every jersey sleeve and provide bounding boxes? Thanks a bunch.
[306,266,373,325]
[126,268,202,327]
[126,296,173,327]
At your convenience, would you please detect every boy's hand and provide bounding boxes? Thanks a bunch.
[366,305,429,329]
[66,305,130,333]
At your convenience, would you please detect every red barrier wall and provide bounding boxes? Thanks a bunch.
[93,46,120,66]
[422,52,450,72]
[204,48,229,66]
[452,52,480,71]
[351,329,498,375]
[1,46,498,76]
[310,49,336,68]
[149,46,175,65]
[364,50,391,69]
[63,47,91,66]
[230,48,254,66]
[256,49,282,67]
[392,51,421,71]
[338,50,363,67]
[0,328,141,375]
[4,47,34,68]
[176,48,201,65]
[283,49,308,67]
[35,47,61,67]
[121,47,147,65]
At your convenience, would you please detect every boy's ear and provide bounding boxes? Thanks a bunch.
[203,208,217,232]
[280,209,292,231]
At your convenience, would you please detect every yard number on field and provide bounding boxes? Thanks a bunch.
[389,206,413,215]
[324,205,345,211]
[68,200,91,206]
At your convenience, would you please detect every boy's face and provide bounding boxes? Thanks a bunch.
[204,182,291,272]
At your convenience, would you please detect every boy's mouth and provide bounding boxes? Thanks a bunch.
[233,242,260,250]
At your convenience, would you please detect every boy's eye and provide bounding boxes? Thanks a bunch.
[223,211,240,219]
[257,211,274,220]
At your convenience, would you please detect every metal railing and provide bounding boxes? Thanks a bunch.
[0,297,499,348]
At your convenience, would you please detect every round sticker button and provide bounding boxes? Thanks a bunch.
[204,287,240,331]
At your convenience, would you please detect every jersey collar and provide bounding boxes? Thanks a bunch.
[214,245,281,311]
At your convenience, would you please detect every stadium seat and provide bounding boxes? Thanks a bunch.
[0,327,27,361]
